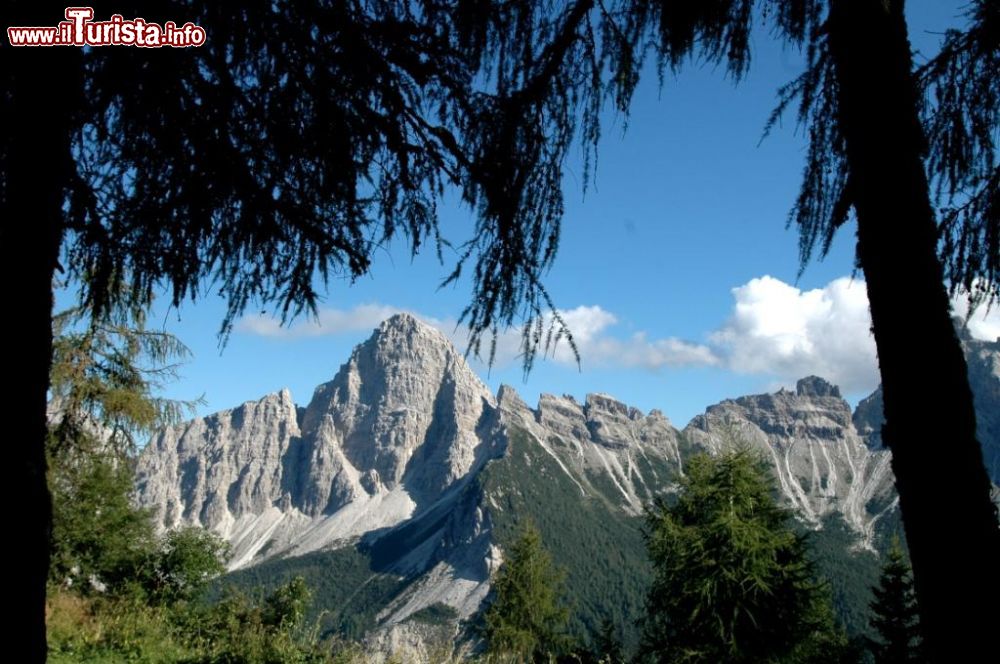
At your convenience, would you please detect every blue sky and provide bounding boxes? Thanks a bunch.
[105,0,996,430]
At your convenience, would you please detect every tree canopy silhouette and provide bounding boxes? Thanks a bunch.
[4,1,997,660]
[4,3,587,657]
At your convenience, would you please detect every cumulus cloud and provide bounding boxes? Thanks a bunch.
[951,291,1000,341]
[236,302,715,371]
[234,276,997,392]
[542,306,718,370]
[710,276,878,393]
[708,276,998,394]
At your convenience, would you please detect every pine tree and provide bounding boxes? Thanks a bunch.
[868,538,923,664]
[483,521,573,662]
[639,448,849,663]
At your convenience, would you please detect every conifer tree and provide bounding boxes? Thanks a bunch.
[639,448,848,663]
[48,298,201,596]
[868,538,923,664]
[483,521,573,662]
[48,297,200,458]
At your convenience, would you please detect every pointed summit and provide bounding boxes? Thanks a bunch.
[373,311,433,341]
[292,312,496,514]
[366,312,459,363]
[796,376,842,398]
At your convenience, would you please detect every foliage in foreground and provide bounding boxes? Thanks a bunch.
[49,445,156,595]
[47,579,359,664]
[483,522,573,662]
[867,538,924,663]
[46,303,348,663]
[479,428,660,651]
[48,301,206,598]
[639,448,855,663]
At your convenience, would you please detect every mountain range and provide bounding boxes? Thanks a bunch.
[135,313,1000,660]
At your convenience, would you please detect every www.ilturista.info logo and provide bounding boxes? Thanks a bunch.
[7,7,206,48]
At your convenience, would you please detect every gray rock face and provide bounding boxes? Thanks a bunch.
[497,388,683,511]
[294,313,496,515]
[683,381,896,547]
[965,336,1000,485]
[136,314,498,566]
[796,375,842,399]
[135,389,301,532]
[852,389,885,450]
[359,385,686,646]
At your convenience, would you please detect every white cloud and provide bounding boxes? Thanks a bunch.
[236,302,716,371]
[542,306,718,370]
[425,305,716,371]
[235,303,405,338]
[951,291,1000,342]
[708,276,999,394]
[234,276,997,392]
[710,276,879,393]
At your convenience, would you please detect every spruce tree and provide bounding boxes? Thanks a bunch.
[868,539,923,664]
[483,521,573,662]
[639,448,848,663]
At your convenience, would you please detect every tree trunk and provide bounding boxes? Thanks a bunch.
[3,39,81,661]
[826,1,1000,660]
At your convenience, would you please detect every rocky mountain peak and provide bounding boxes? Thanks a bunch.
[496,384,530,413]
[135,388,302,534]
[585,393,643,422]
[796,375,842,399]
[852,389,885,449]
[299,313,489,435]
[137,313,501,567]
[685,379,893,544]
[289,312,496,516]
[371,312,452,355]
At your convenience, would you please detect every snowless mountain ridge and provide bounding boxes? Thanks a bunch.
[135,313,1000,639]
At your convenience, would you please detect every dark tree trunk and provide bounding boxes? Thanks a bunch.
[827,1,1000,660]
[3,39,81,660]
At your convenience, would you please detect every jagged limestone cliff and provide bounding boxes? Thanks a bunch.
[137,314,500,569]
[683,376,896,548]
